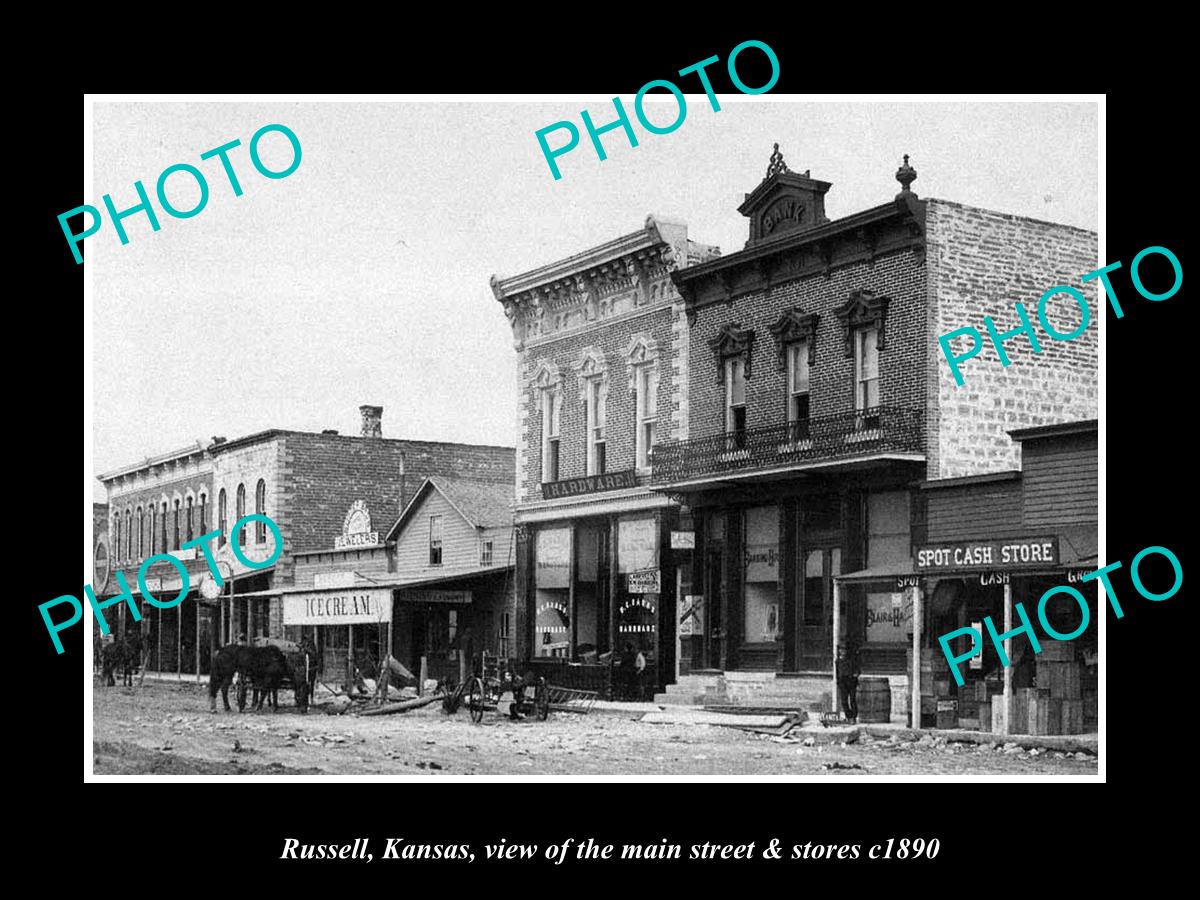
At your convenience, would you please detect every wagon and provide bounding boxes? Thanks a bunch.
[450,652,550,723]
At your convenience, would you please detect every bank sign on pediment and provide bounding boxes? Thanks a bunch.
[760,196,806,238]
[335,499,380,549]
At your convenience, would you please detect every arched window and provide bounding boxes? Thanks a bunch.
[236,483,246,546]
[161,502,168,553]
[150,504,158,554]
[114,515,121,564]
[186,495,195,543]
[137,506,144,559]
[125,509,132,561]
[218,489,227,547]
[173,498,181,550]
[199,492,208,534]
[255,479,266,542]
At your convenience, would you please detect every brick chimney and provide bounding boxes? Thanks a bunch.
[360,405,383,438]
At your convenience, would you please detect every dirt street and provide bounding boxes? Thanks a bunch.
[92,681,1098,776]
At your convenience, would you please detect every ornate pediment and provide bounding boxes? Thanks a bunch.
[709,324,756,384]
[835,290,890,356]
[624,333,659,390]
[574,347,609,402]
[768,308,819,371]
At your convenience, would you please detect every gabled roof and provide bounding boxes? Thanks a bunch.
[386,476,513,541]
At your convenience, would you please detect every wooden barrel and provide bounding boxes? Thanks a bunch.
[857,677,892,723]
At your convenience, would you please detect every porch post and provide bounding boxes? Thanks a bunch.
[911,583,923,729]
[1002,580,1013,736]
[830,579,840,713]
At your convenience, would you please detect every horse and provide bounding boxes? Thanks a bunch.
[239,645,291,712]
[100,634,142,687]
[209,644,247,712]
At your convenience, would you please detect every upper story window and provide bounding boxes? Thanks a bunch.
[125,509,133,561]
[199,492,207,533]
[481,539,494,567]
[255,479,267,543]
[710,324,755,451]
[769,308,819,442]
[160,502,168,552]
[150,504,158,554]
[429,515,443,566]
[185,496,195,543]
[787,341,811,440]
[114,514,122,564]
[542,386,561,483]
[172,499,181,551]
[836,290,888,430]
[136,506,145,559]
[725,358,747,448]
[576,348,608,478]
[626,334,661,473]
[584,376,607,476]
[236,483,246,547]
[854,326,880,411]
[634,364,659,471]
[533,360,564,486]
[218,489,227,547]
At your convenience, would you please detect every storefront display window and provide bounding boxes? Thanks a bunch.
[744,505,780,642]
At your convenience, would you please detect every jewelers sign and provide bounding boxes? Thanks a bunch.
[283,588,393,625]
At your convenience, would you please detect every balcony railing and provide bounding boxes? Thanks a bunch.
[652,407,924,485]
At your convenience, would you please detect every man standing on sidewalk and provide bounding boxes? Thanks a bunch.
[836,643,861,723]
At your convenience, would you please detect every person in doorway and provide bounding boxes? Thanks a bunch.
[836,643,861,723]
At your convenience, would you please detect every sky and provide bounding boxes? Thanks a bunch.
[90,98,1098,502]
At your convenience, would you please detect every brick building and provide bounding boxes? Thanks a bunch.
[97,407,514,687]
[491,216,719,694]
[651,147,1096,718]
[207,405,514,686]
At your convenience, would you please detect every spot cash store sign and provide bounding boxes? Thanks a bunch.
[283,588,393,625]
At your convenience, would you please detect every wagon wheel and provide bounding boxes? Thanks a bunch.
[467,676,485,724]
[534,678,550,721]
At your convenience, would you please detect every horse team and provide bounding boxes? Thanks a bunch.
[99,633,321,715]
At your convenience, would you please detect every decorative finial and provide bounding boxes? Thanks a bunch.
[895,154,917,197]
[766,143,790,178]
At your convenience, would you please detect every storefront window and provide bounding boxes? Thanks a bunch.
[535,528,571,657]
[617,517,659,658]
[743,506,781,642]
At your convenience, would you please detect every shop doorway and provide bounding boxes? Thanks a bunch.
[700,546,724,670]
[798,545,841,671]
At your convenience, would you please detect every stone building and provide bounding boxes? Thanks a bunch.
[97,442,215,678]
[491,216,719,694]
[650,147,1096,717]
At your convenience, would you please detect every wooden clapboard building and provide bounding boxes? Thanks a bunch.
[913,419,1098,735]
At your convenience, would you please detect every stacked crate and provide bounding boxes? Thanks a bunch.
[1035,640,1086,735]
[957,680,986,730]
[907,647,960,728]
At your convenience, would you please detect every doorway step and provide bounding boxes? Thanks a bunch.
[653,672,727,706]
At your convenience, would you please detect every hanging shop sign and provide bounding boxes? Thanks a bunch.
[627,569,661,594]
[671,531,696,549]
[334,500,380,549]
[914,537,1059,572]
[400,588,472,605]
[93,537,110,595]
[980,572,1011,586]
[536,528,571,589]
[618,518,659,573]
[283,588,393,626]
[542,469,637,500]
